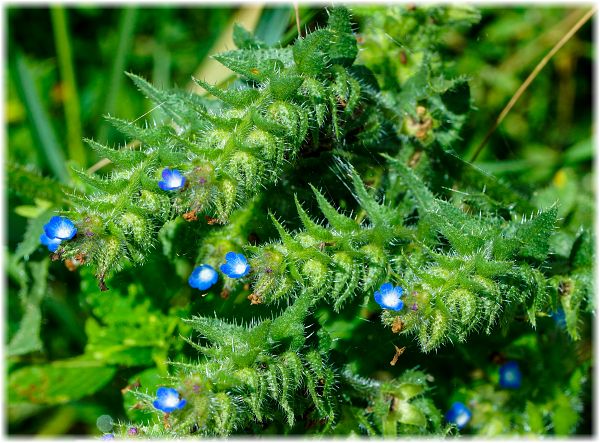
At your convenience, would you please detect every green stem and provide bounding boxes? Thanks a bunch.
[51,6,86,166]
[98,7,138,143]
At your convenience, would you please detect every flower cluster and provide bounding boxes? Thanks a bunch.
[188,252,251,292]
[40,216,77,252]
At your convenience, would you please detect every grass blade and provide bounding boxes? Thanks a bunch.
[97,6,138,142]
[254,6,291,46]
[51,5,86,166]
[188,6,263,93]
[9,50,70,183]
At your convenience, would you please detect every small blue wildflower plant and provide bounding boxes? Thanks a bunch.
[158,168,186,191]
[188,264,218,291]
[445,401,471,430]
[220,252,250,278]
[153,387,186,413]
[499,361,522,389]
[9,5,592,439]
[40,216,77,251]
[374,282,404,311]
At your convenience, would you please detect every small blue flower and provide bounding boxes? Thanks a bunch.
[220,252,250,278]
[499,360,522,389]
[188,264,219,290]
[445,401,471,430]
[158,168,186,191]
[101,434,114,440]
[40,232,63,252]
[374,282,404,311]
[551,308,567,330]
[43,216,77,241]
[153,387,186,413]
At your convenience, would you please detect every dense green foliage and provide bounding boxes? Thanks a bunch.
[7,5,593,437]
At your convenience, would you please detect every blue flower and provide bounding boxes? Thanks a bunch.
[551,308,567,330]
[40,232,63,252]
[43,216,77,241]
[153,387,186,413]
[101,434,114,440]
[374,282,404,311]
[499,360,522,389]
[220,252,250,278]
[158,168,186,191]
[445,401,471,430]
[188,264,219,290]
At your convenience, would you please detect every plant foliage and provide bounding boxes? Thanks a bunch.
[7,4,592,438]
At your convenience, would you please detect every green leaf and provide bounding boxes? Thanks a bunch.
[525,401,544,434]
[214,48,294,82]
[514,207,558,261]
[8,259,49,357]
[8,304,43,357]
[9,359,116,405]
[233,23,267,49]
[551,393,579,435]
[7,162,68,205]
[393,402,427,427]
[13,209,56,263]
[83,292,173,366]
[310,185,357,233]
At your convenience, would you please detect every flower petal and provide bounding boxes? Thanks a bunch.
[44,216,77,240]
[374,290,383,305]
[380,282,393,293]
[220,263,233,275]
[40,233,62,252]
[156,387,172,398]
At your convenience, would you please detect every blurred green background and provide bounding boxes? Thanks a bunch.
[6,5,593,436]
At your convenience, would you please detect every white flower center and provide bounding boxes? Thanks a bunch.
[455,411,470,428]
[163,394,179,408]
[56,225,72,238]
[167,175,182,187]
[199,268,214,281]
[382,292,400,308]
[234,262,247,275]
